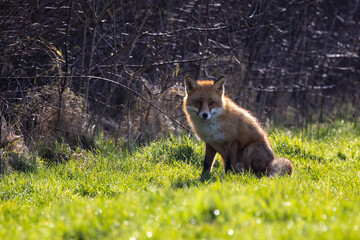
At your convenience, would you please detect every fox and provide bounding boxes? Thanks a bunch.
[183,75,294,177]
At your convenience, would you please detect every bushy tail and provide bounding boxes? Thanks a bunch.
[267,158,294,177]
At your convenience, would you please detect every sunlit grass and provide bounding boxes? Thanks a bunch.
[0,121,359,239]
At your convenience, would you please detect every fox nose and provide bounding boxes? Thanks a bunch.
[202,113,208,119]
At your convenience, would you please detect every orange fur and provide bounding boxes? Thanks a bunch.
[183,76,294,177]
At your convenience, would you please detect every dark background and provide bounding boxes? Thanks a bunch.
[1,0,359,147]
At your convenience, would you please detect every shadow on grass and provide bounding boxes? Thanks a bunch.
[169,172,221,189]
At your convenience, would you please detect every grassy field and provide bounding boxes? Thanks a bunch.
[0,121,360,239]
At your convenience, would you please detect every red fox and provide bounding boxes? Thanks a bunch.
[183,75,294,177]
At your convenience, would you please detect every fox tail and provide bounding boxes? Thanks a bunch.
[267,158,294,177]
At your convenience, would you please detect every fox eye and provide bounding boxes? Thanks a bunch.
[209,101,215,106]
[196,100,202,105]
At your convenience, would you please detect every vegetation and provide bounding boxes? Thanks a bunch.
[0,121,359,239]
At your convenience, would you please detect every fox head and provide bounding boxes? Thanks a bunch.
[184,75,226,120]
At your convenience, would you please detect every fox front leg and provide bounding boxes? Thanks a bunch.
[225,141,238,173]
[202,143,217,174]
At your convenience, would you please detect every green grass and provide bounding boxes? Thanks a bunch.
[1,121,360,239]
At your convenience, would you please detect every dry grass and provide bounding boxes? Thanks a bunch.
[1,116,29,174]
[1,83,92,172]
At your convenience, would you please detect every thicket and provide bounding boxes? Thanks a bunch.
[1,0,359,172]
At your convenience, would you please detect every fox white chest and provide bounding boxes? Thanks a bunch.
[192,118,226,153]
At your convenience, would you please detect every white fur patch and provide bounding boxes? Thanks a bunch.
[189,107,226,153]
[198,111,211,119]
[186,105,199,114]
[196,107,223,120]
[210,107,223,117]
[200,121,225,142]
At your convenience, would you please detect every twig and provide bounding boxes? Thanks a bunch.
[99,55,215,69]
[0,112,2,165]
[64,0,73,75]
[84,75,193,133]
[142,25,227,37]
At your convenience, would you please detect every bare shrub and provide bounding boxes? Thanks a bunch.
[114,77,185,144]
[17,83,92,161]
[24,84,91,145]
[0,81,92,167]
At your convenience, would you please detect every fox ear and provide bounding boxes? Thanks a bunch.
[184,75,199,94]
[212,76,226,95]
